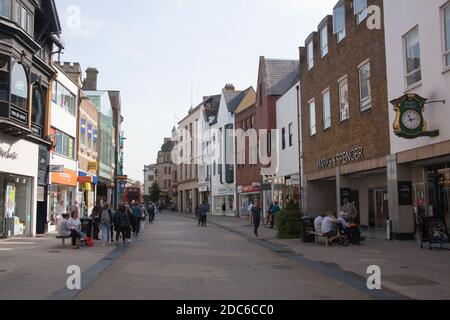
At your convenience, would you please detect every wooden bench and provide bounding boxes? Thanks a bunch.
[309,232,329,247]
[56,236,70,248]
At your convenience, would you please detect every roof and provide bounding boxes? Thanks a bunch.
[223,91,242,107]
[262,58,300,96]
[226,90,247,113]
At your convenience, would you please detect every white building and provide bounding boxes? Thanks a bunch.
[274,82,301,207]
[384,0,450,238]
[48,64,79,232]
[210,85,242,216]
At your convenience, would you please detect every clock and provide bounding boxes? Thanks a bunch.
[401,110,421,130]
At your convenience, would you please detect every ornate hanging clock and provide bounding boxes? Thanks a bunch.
[391,93,439,139]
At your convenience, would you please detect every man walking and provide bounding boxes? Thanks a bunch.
[131,201,142,237]
[198,202,208,227]
[90,199,103,240]
[251,202,262,237]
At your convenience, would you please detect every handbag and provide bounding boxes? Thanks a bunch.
[85,237,94,247]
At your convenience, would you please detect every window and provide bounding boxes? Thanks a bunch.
[52,81,76,115]
[339,77,349,121]
[267,131,272,156]
[54,129,75,159]
[320,25,328,57]
[307,40,314,70]
[359,62,372,111]
[87,123,93,150]
[322,90,331,129]
[354,0,368,25]
[333,5,346,43]
[404,27,422,87]
[0,0,11,18]
[164,180,167,189]
[0,56,9,102]
[10,62,28,110]
[168,167,171,175]
[288,123,293,147]
[309,100,316,136]
[80,118,86,147]
[14,1,33,35]
[444,4,450,67]
[32,85,44,129]
[282,127,286,150]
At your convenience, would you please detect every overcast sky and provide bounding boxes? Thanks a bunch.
[56,0,336,181]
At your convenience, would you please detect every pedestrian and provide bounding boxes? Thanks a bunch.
[114,205,131,245]
[126,204,134,243]
[68,210,83,249]
[251,202,262,237]
[90,199,103,240]
[131,201,142,236]
[222,202,226,213]
[271,201,281,229]
[100,202,112,247]
[148,202,155,224]
[198,202,208,227]
[152,203,158,223]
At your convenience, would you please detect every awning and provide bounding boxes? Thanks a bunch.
[78,171,98,184]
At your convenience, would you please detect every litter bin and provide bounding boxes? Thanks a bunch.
[80,218,93,238]
[301,216,316,243]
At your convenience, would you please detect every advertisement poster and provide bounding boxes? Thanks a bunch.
[5,184,16,218]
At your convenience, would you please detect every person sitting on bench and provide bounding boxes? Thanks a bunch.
[68,210,84,249]
[58,214,71,238]
[314,213,326,233]
[322,211,339,243]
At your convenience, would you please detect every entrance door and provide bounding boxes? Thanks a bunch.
[428,165,450,228]
[369,190,388,229]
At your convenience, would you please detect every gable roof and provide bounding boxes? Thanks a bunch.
[261,58,300,96]
[227,86,256,114]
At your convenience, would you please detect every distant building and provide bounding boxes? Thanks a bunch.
[143,164,156,197]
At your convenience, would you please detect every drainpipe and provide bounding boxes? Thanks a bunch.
[296,84,303,214]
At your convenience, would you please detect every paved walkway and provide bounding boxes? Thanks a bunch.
[197,213,450,300]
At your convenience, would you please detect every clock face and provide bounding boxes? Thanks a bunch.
[402,110,422,130]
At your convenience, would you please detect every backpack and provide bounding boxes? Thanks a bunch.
[101,209,111,224]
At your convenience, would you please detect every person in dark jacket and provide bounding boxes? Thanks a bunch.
[90,199,103,240]
[125,204,134,242]
[131,201,142,236]
[114,205,131,245]
[198,202,208,227]
[251,202,262,237]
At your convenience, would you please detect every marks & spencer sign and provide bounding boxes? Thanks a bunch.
[317,146,364,170]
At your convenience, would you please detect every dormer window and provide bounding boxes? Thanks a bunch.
[307,40,314,70]
[333,4,346,43]
[354,0,368,25]
[13,1,33,35]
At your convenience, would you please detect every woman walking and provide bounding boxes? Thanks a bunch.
[114,205,131,245]
[251,202,262,237]
[100,203,112,247]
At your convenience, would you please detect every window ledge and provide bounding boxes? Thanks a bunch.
[404,81,423,93]
[360,105,373,113]
[442,66,450,75]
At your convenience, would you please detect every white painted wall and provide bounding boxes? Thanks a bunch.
[276,83,300,178]
[384,0,450,154]
[52,67,78,138]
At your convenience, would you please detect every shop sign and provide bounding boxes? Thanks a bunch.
[398,181,413,206]
[88,161,98,171]
[116,175,128,181]
[10,108,27,124]
[49,165,64,173]
[217,187,235,195]
[242,185,261,193]
[290,175,300,185]
[317,146,364,170]
[199,185,209,192]
[0,146,18,160]
[51,168,78,187]
[261,183,272,191]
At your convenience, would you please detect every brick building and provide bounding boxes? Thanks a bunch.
[156,138,176,208]
[255,57,299,214]
[299,0,390,231]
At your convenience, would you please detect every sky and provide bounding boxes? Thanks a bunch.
[55,0,336,181]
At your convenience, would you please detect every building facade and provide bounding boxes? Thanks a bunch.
[143,164,156,197]
[255,57,299,215]
[274,82,301,207]
[300,0,389,232]
[48,63,79,232]
[0,0,63,238]
[384,0,450,239]
[155,138,176,208]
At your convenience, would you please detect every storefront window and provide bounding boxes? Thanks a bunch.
[10,62,28,110]
[214,195,235,216]
[0,172,32,237]
[48,184,75,227]
[428,164,450,228]
[240,193,260,217]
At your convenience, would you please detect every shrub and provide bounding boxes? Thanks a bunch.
[275,200,302,239]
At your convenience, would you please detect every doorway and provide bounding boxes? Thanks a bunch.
[427,164,450,228]
[369,190,389,229]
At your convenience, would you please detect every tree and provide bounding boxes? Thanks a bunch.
[149,182,161,203]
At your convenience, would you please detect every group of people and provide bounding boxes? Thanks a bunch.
[58,199,160,249]
[314,199,364,245]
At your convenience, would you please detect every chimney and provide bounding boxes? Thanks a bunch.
[224,83,235,92]
[56,62,82,87]
[82,67,99,91]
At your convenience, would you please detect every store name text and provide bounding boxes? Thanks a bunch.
[317,147,363,170]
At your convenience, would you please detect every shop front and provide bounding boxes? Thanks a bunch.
[0,136,39,238]
[77,171,98,217]
[198,185,210,208]
[238,185,261,218]
[48,168,78,232]
[213,186,236,217]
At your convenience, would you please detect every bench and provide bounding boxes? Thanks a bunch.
[308,232,329,247]
[56,236,70,248]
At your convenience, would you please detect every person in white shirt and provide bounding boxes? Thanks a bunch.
[314,214,325,233]
[322,211,339,242]
[68,210,82,249]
